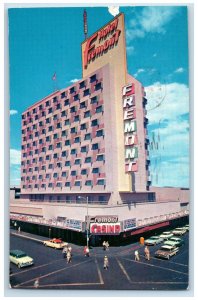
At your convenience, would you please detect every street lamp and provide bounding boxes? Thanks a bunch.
[78,196,89,248]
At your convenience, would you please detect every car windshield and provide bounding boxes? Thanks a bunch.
[151,237,159,240]
[160,247,171,252]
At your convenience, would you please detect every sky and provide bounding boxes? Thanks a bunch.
[8,5,189,188]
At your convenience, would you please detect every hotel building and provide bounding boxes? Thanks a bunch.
[10,13,189,243]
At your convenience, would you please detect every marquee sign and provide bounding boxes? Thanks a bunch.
[90,223,121,235]
[123,83,138,172]
[83,17,121,69]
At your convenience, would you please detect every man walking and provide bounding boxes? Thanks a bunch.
[144,246,150,260]
[103,256,109,270]
[134,249,140,261]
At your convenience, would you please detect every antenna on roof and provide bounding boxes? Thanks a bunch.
[83,9,88,40]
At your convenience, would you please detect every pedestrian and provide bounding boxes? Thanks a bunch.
[66,250,71,263]
[103,241,106,251]
[34,278,39,288]
[62,246,68,258]
[134,249,140,261]
[106,241,109,250]
[68,246,72,253]
[18,226,21,233]
[144,246,150,260]
[103,256,109,270]
[84,246,90,257]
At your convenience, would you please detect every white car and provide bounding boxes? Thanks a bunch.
[160,231,174,240]
[172,227,187,236]
[10,250,34,268]
[43,238,68,249]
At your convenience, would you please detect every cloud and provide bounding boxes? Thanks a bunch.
[10,110,18,116]
[10,149,21,165]
[70,78,79,83]
[126,45,135,55]
[146,82,189,188]
[145,82,189,124]
[174,67,184,73]
[134,68,145,77]
[108,6,119,17]
[126,6,177,43]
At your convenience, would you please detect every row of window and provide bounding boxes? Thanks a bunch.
[22,166,104,179]
[22,104,103,130]
[22,78,102,122]
[22,131,104,151]
[22,179,106,189]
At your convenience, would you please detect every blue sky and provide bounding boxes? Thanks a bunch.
[9,6,189,188]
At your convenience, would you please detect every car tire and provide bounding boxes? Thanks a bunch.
[18,264,21,268]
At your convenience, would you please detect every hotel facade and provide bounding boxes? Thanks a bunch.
[10,13,189,243]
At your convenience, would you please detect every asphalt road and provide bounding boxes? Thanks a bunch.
[9,231,189,290]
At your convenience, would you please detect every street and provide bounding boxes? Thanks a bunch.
[9,231,189,290]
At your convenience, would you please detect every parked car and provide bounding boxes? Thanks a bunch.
[164,237,184,247]
[172,227,187,236]
[144,236,163,246]
[155,245,179,260]
[43,238,68,249]
[183,224,189,231]
[10,250,34,268]
[159,231,174,240]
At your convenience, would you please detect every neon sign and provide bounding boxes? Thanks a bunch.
[123,83,138,173]
[83,18,121,69]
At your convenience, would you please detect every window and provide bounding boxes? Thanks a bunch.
[53,153,58,159]
[79,81,86,89]
[71,149,76,155]
[53,96,57,103]
[74,115,80,122]
[48,107,53,114]
[57,162,62,168]
[38,175,43,179]
[62,130,67,137]
[96,105,103,113]
[56,103,61,110]
[74,181,81,186]
[46,136,51,142]
[83,88,90,97]
[97,154,104,161]
[48,183,53,188]
[65,161,70,167]
[35,166,39,171]
[39,157,43,162]
[65,140,70,146]
[80,101,86,109]
[95,82,102,91]
[48,126,53,132]
[97,179,105,185]
[35,132,39,137]
[92,168,99,173]
[64,99,69,106]
[46,174,50,179]
[70,86,75,94]
[99,196,106,203]
[90,74,97,83]
[42,147,46,152]
[42,129,46,134]
[56,123,61,129]
[61,91,66,98]
[61,110,67,117]
[81,169,87,175]
[85,180,92,186]
[74,94,79,101]
[80,123,87,130]
[46,118,51,124]
[96,129,104,137]
[71,170,77,176]
[81,146,87,153]
[85,157,91,163]
[39,139,43,144]
[62,151,67,157]
[85,133,91,140]
[49,164,53,169]
[65,119,70,126]
[91,96,98,104]
[53,115,58,120]
[39,104,43,110]
[70,127,76,134]
[35,115,38,120]
[48,145,53,150]
[62,172,67,177]
[74,137,80,143]
[65,182,70,187]
[84,111,90,118]
[92,143,99,150]
[34,184,38,188]
[53,173,58,178]
[56,142,61,148]
[46,100,50,107]
[54,133,58,139]
[74,159,81,165]
[91,119,98,127]
[42,111,46,117]
[56,182,62,187]
[70,106,76,113]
